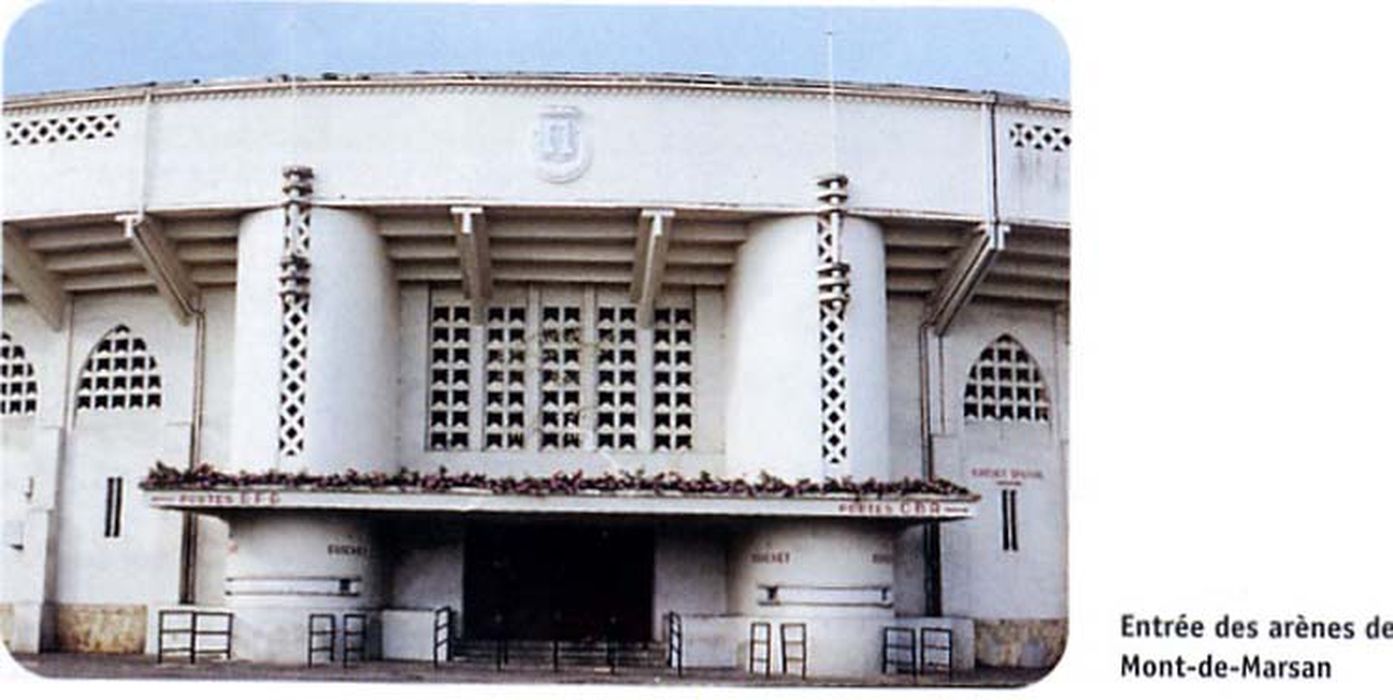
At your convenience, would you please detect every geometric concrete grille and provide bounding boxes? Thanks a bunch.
[816,174,851,469]
[595,305,638,450]
[0,332,39,416]
[652,307,693,451]
[538,305,583,450]
[964,334,1050,423]
[74,325,162,412]
[483,306,527,450]
[6,113,120,147]
[1008,122,1071,153]
[427,302,470,450]
[277,166,314,458]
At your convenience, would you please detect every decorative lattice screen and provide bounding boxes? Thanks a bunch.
[652,307,693,451]
[539,305,583,450]
[75,325,161,412]
[428,302,471,450]
[1,332,39,416]
[964,335,1050,423]
[816,174,851,468]
[1008,122,1071,153]
[6,113,121,146]
[483,306,527,450]
[277,166,313,457]
[595,305,638,450]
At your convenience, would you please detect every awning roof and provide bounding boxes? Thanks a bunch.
[144,487,976,522]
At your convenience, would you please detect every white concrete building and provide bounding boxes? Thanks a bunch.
[0,72,1068,678]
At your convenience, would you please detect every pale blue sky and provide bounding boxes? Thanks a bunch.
[3,2,1068,98]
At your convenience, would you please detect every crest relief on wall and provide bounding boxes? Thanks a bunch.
[530,106,592,183]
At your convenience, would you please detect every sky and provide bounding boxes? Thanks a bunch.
[1,2,1068,98]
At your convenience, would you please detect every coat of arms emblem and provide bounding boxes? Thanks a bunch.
[531,106,591,183]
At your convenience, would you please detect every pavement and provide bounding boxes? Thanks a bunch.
[4,652,1052,687]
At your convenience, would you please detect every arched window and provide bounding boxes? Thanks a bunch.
[1,332,39,416]
[964,335,1049,423]
[75,325,162,412]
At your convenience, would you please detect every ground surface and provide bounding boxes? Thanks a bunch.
[5,652,1052,687]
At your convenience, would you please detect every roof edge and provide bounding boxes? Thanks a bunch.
[2,71,1069,113]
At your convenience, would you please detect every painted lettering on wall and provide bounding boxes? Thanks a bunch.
[327,543,368,557]
[149,491,284,507]
[749,551,791,564]
[970,467,1044,481]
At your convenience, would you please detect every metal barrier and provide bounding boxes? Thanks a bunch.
[748,621,772,676]
[882,626,917,677]
[432,606,453,667]
[156,610,233,664]
[307,614,337,667]
[919,626,953,674]
[342,613,367,667]
[779,622,807,679]
[665,611,684,676]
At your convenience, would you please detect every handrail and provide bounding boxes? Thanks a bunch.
[882,626,917,677]
[432,606,453,667]
[156,610,233,664]
[665,611,684,677]
[342,613,367,666]
[919,625,953,675]
[306,613,336,667]
[779,622,807,679]
[748,621,772,676]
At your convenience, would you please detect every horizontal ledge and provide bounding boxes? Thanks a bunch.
[144,488,977,522]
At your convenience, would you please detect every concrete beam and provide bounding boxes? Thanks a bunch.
[449,206,491,317]
[927,222,1008,335]
[2,224,70,330]
[630,209,674,327]
[119,213,201,324]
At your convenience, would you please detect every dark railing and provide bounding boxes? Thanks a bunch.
[432,606,453,667]
[881,624,954,677]
[779,623,807,679]
[156,610,233,664]
[748,621,772,676]
[342,613,367,667]
[919,626,953,675]
[307,613,337,667]
[882,626,917,677]
[665,611,684,677]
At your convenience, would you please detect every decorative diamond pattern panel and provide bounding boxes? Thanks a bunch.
[75,325,161,412]
[1,333,39,416]
[1008,122,1071,152]
[484,306,527,450]
[815,199,851,468]
[964,335,1051,423]
[595,305,638,450]
[277,167,313,458]
[652,307,693,451]
[539,305,583,450]
[6,113,121,146]
[428,303,471,451]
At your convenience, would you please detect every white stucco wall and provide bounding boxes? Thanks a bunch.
[934,303,1067,620]
[652,524,727,639]
[54,292,194,606]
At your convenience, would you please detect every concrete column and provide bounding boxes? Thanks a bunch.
[722,213,897,677]
[230,206,397,470]
[723,216,821,478]
[728,520,897,677]
[224,513,382,664]
[841,216,890,481]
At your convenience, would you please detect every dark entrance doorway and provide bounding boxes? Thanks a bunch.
[465,521,654,642]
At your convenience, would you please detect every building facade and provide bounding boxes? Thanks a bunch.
[0,73,1069,677]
